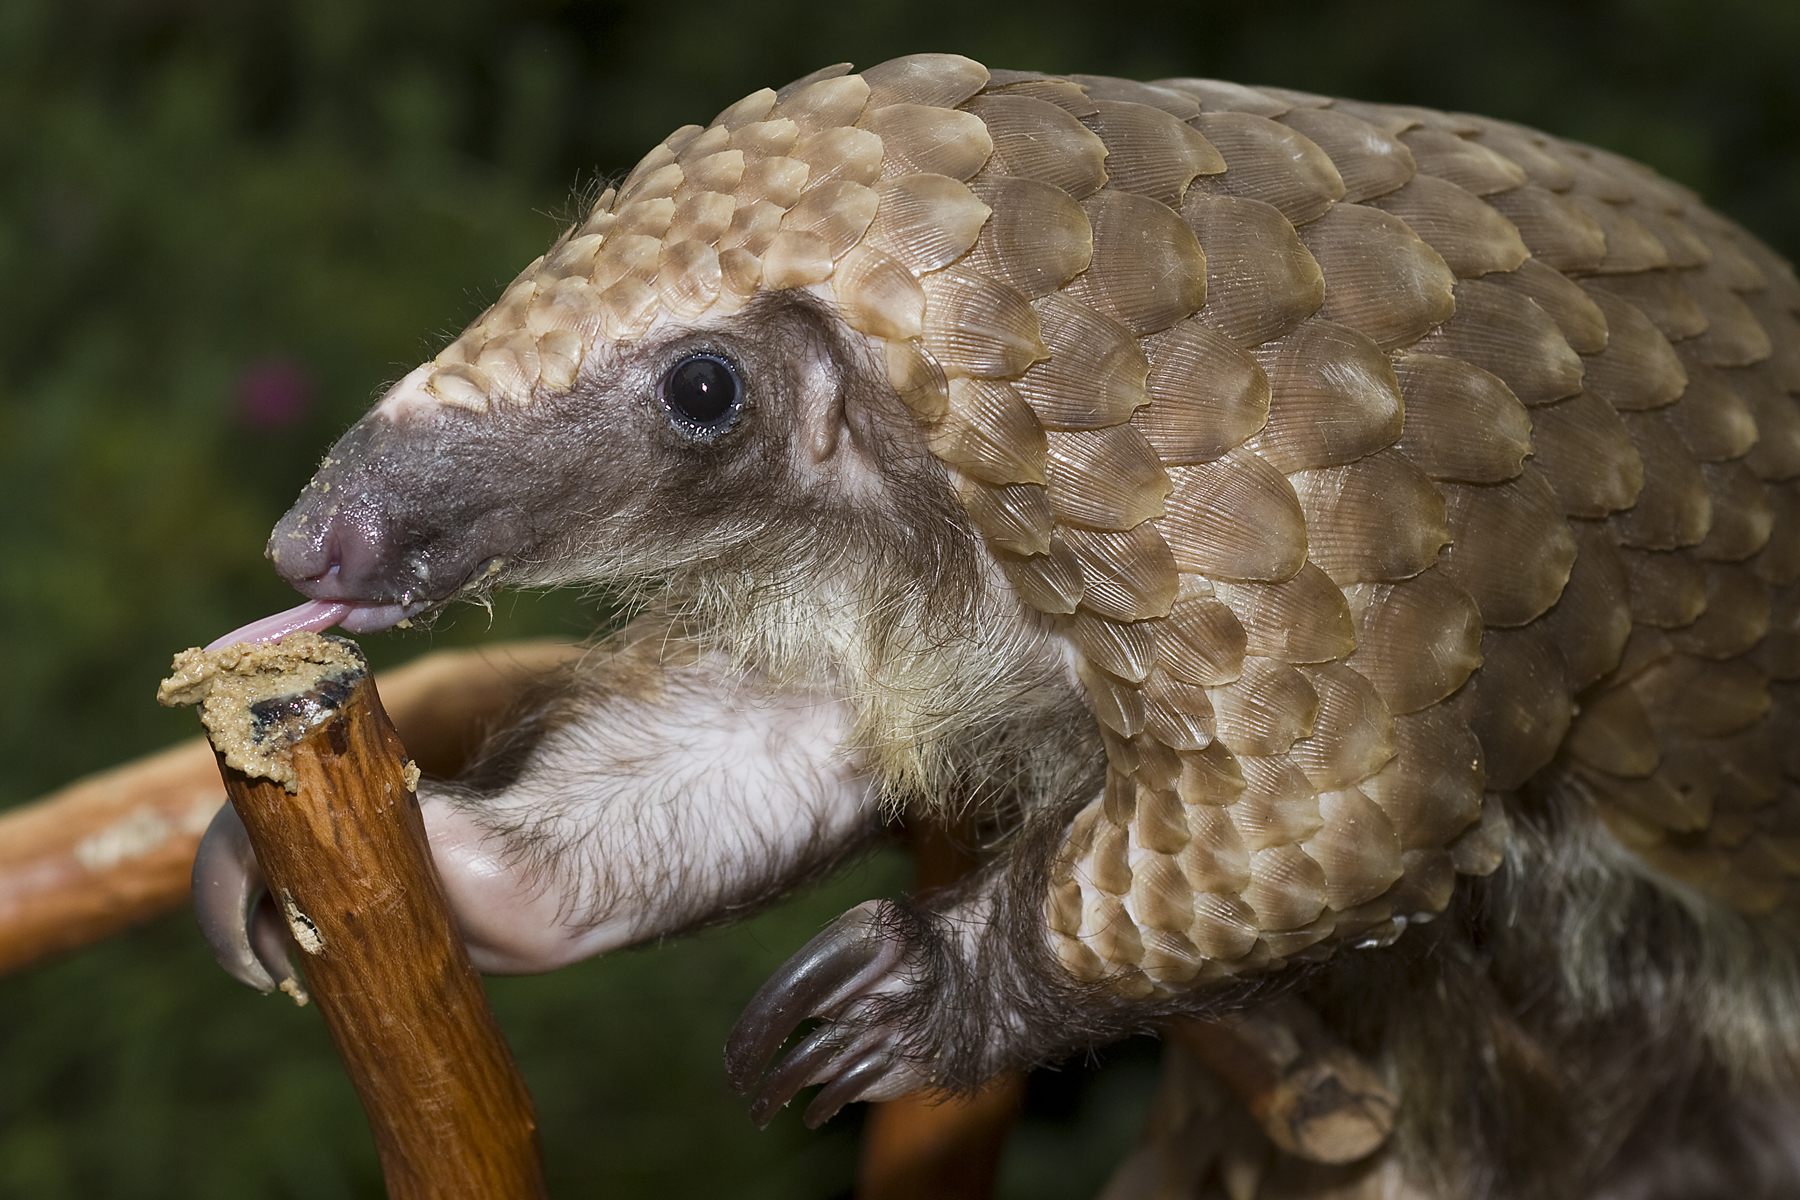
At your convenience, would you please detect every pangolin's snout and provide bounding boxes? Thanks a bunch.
[264,396,524,633]
[267,492,433,632]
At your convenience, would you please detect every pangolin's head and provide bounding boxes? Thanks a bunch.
[267,53,1195,634]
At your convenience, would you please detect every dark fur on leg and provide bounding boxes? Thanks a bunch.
[1294,778,1800,1199]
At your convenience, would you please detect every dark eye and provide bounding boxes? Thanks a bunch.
[659,354,742,436]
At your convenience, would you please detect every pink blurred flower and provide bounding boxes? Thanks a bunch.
[235,359,314,430]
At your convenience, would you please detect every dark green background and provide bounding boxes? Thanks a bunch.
[0,0,1795,1195]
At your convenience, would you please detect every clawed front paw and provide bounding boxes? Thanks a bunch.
[191,803,302,998]
[725,899,936,1128]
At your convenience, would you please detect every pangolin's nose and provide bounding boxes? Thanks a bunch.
[268,491,410,603]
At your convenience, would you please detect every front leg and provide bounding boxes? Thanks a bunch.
[194,615,883,982]
[423,618,883,972]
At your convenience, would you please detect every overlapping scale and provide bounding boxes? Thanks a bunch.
[1485,186,1607,272]
[1486,258,1611,355]
[1464,120,1576,190]
[1567,194,1670,275]
[1694,461,1775,563]
[1290,664,1397,789]
[1538,519,1633,687]
[1462,625,1575,790]
[859,103,993,180]
[789,126,883,188]
[1668,564,1772,659]
[1063,191,1210,336]
[1071,75,1203,118]
[1410,278,1586,405]
[1361,707,1485,850]
[1301,787,1403,910]
[860,174,990,275]
[1277,107,1416,203]
[1581,287,1688,411]
[961,176,1093,297]
[1044,425,1172,530]
[983,75,1099,118]
[1738,371,1800,482]
[1161,450,1308,581]
[1438,469,1578,626]
[1288,450,1451,584]
[1155,593,1249,687]
[919,268,1048,378]
[771,70,868,130]
[1399,126,1529,195]
[960,94,1109,198]
[830,244,926,339]
[1613,412,1714,550]
[1586,272,1710,342]
[1366,175,1530,278]
[929,379,1047,486]
[1135,319,1270,462]
[1212,565,1356,664]
[1528,391,1646,517]
[1213,658,1321,756]
[1229,757,1324,850]
[1015,294,1151,429]
[1247,319,1405,472]
[1180,193,1325,347]
[1686,281,1776,368]
[1187,112,1346,225]
[958,479,1054,556]
[1392,353,1533,483]
[1156,77,1291,118]
[997,537,1083,613]
[1241,843,1330,930]
[1343,570,1484,713]
[1061,524,1180,621]
[1660,366,1759,463]
[1620,545,1709,628]
[1296,203,1457,350]
[859,53,989,109]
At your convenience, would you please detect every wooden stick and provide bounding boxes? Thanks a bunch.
[162,634,546,1200]
[0,640,580,977]
[857,1074,1026,1200]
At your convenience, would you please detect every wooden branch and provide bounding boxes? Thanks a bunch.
[0,640,580,977]
[1166,1000,1396,1165]
[162,633,546,1200]
[858,1074,1025,1200]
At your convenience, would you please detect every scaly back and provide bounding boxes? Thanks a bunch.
[415,54,1800,999]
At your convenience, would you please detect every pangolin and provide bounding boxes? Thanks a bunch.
[194,54,1800,1195]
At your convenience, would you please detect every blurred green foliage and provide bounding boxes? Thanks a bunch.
[0,0,1794,1195]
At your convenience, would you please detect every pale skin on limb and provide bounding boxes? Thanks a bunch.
[422,640,884,975]
[191,54,1800,1196]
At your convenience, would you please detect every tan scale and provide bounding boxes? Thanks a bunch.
[411,54,1800,992]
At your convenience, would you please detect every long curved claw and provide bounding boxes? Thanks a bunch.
[802,1050,893,1128]
[191,804,297,994]
[724,899,905,1093]
[749,1024,888,1128]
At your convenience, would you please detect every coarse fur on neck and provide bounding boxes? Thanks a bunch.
[635,511,1085,819]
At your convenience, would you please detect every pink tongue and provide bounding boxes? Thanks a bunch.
[205,600,355,650]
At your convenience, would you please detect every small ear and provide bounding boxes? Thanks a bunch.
[795,340,850,464]
[808,389,845,463]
